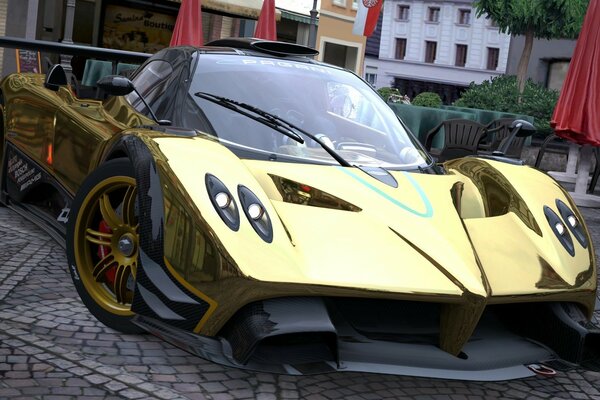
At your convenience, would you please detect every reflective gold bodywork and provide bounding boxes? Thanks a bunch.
[147,136,596,354]
[1,73,596,356]
[1,74,152,196]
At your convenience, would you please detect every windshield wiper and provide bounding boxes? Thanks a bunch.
[195,91,351,167]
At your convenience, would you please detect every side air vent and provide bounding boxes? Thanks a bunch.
[269,174,361,212]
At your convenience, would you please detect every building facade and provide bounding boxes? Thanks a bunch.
[366,0,511,103]
[506,36,575,91]
[316,0,366,74]
[1,0,316,77]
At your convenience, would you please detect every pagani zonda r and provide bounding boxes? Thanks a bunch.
[0,38,597,381]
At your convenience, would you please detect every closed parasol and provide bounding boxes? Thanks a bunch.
[170,0,204,47]
[551,0,600,145]
[254,0,277,41]
[550,0,600,206]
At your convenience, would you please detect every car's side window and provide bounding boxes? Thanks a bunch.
[126,60,174,116]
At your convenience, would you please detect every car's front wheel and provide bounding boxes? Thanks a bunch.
[66,158,143,333]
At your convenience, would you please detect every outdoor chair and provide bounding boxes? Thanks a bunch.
[424,119,487,162]
[534,133,570,169]
[588,148,600,193]
[479,118,527,158]
[535,133,600,194]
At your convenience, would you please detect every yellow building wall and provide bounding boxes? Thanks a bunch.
[316,0,366,74]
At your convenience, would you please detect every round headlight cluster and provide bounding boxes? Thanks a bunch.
[206,174,273,243]
[215,192,232,209]
[556,199,587,248]
[555,222,566,236]
[238,185,273,243]
[543,199,588,256]
[544,205,574,256]
[247,203,264,220]
[206,174,240,231]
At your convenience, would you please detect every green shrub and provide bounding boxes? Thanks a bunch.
[412,92,442,108]
[454,75,559,136]
[377,87,402,102]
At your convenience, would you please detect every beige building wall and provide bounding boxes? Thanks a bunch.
[316,0,366,74]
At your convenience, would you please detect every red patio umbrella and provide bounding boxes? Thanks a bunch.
[255,0,277,41]
[551,0,600,145]
[170,0,204,47]
[550,0,600,205]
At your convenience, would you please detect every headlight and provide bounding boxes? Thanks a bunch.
[206,174,240,231]
[238,185,273,243]
[543,205,574,256]
[555,222,566,236]
[556,199,588,248]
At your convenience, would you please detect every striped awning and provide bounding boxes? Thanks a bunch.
[280,9,316,25]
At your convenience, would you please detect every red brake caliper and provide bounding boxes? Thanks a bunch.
[97,220,116,285]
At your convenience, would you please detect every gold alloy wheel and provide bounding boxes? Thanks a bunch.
[73,176,138,316]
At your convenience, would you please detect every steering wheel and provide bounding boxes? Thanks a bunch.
[329,94,354,118]
[270,99,306,126]
[270,99,307,147]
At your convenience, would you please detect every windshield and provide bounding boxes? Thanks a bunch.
[186,53,431,169]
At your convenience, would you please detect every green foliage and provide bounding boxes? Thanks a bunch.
[454,75,559,136]
[412,92,442,108]
[377,87,402,102]
[474,0,588,39]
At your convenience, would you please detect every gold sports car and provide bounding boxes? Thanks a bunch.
[0,38,597,380]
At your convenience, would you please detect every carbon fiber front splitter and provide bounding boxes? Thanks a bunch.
[132,302,557,381]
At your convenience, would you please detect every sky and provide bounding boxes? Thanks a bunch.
[276,0,321,16]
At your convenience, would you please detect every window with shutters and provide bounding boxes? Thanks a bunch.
[427,7,440,22]
[395,38,407,60]
[397,5,410,20]
[425,41,437,63]
[458,9,471,25]
[455,44,468,67]
[487,47,500,70]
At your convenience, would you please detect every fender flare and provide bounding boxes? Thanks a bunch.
[103,135,214,332]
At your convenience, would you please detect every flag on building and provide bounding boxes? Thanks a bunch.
[255,0,277,40]
[170,0,203,47]
[353,0,384,37]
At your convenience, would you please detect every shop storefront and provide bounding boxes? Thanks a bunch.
[95,0,265,52]
[1,0,312,77]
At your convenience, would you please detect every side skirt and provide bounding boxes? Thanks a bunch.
[1,142,72,246]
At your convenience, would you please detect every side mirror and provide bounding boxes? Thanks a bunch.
[97,75,171,126]
[510,119,536,137]
[44,64,68,91]
[493,119,536,157]
[96,75,135,96]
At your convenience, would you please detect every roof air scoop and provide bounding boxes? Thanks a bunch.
[206,37,319,57]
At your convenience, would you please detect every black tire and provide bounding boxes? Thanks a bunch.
[66,158,144,333]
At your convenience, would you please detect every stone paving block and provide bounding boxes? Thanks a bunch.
[0,388,22,397]
[104,380,128,392]
[210,394,235,400]
[152,374,178,382]
[84,373,112,385]
[200,381,228,393]
[256,393,278,400]
[173,383,204,392]
[119,388,149,399]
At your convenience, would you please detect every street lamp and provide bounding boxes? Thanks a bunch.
[308,0,318,50]
[60,0,77,75]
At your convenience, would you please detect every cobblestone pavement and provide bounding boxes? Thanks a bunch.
[0,206,599,400]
